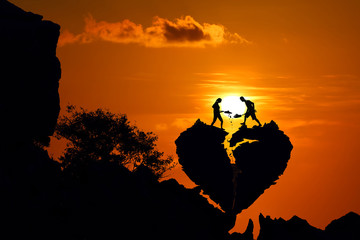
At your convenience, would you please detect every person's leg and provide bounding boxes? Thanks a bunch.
[244,112,250,125]
[219,114,223,129]
[252,113,261,126]
[242,116,247,125]
[255,118,262,126]
[211,113,216,126]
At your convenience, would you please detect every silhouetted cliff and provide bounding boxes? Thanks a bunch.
[258,212,360,240]
[229,219,254,240]
[258,214,325,240]
[325,212,360,240]
[0,0,61,146]
[231,121,293,213]
[175,120,293,215]
[176,120,235,212]
[58,163,235,240]
[1,145,235,239]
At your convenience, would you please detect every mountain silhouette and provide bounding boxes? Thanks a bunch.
[257,212,360,240]
[175,120,293,214]
[325,212,360,240]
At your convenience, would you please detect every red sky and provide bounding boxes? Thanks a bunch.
[11,0,360,236]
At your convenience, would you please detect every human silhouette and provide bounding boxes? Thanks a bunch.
[211,98,224,129]
[240,96,261,127]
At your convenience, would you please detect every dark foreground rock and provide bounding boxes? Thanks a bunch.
[0,0,61,145]
[257,212,360,240]
[0,143,235,240]
[175,120,293,215]
[325,212,360,240]
[175,120,235,212]
[231,121,293,213]
[258,214,325,240]
[229,219,254,240]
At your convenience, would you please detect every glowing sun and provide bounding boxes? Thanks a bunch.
[221,96,246,118]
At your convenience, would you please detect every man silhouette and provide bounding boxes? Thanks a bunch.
[211,98,224,129]
[240,96,261,127]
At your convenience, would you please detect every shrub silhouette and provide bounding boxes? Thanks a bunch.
[55,105,175,178]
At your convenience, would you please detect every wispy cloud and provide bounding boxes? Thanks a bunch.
[58,15,250,48]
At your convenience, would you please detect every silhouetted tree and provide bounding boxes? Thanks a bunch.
[55,105,175,178]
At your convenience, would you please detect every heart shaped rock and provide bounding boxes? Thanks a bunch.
[175,120,293,214]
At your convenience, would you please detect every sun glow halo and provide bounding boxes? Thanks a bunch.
[221,96,246,118]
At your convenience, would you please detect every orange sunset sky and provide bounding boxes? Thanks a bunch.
[11,0,360,235]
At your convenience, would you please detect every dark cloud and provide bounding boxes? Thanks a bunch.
[59,15,250,48]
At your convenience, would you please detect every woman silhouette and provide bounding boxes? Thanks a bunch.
[211,98,223,129]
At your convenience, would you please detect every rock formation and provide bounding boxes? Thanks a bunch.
[231,120,293,212]
[0,0,61,146]
[175,120,293,214]
[1,145,235,240]
[325,212,360,240]
[258,214,325,240]
[176,120,235,212]
[257,212,360,240]
[229,219,254,240]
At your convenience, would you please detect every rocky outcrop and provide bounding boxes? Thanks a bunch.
[175,120,293,215]
[0,0,61,145]
[175,120,235,212]
[229,219,254,240]
[231,121,293,213]
[257,212,360,240]
[325,212,360,240]
[258,214,325,240]
[0,143,236,240]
